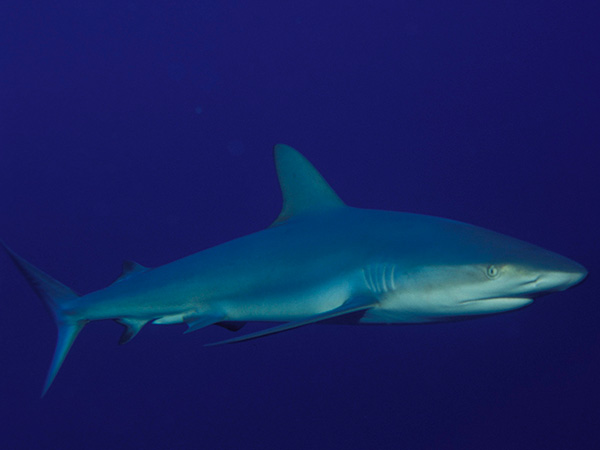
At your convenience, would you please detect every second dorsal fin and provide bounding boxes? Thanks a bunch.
[113,260,149,283]
[271,144,345,226]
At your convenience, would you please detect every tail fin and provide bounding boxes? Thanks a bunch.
[2,242,85,396]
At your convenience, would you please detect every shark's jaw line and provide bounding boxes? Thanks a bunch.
[459,296,532,305]
[2,144,587,395]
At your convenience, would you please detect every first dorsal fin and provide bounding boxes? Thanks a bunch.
[113,260,149,283]
[271,144,345,226]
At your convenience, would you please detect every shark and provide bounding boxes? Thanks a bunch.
[3,144,587,396]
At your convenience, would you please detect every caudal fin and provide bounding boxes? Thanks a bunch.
[2,242,85,396]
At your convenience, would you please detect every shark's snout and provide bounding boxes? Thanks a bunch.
[532,255,587,294]
[541,264,587,292]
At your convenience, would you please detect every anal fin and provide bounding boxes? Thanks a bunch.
[205,296,377,347]
[116,318,148,345]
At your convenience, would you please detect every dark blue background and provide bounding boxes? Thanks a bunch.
[1,1,598,449]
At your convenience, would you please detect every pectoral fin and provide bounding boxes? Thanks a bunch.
[205,296,377,346]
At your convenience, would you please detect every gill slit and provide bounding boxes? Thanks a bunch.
[363,263,398,295]
[362,267,373,292]
[381,265,388,292]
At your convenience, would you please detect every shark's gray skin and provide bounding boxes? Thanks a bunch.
[3,144,587,396]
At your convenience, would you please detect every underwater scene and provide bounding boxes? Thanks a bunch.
[1,1,598,449]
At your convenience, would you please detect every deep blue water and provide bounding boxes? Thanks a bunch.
[1,1,598,449]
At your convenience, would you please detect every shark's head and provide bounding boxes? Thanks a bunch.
[436,220,586,317]
[442,255,586,318]
[382,215,588,320]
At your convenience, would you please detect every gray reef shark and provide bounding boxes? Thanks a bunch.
[3,144,587,396]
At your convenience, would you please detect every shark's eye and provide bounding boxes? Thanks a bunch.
[486,265,500,279]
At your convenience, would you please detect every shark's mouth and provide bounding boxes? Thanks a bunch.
[460,296,532,304]
[458,297,534,314]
